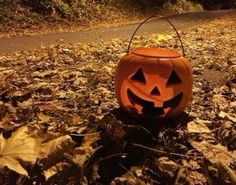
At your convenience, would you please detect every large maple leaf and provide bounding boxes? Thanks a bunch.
[0,126,42,175]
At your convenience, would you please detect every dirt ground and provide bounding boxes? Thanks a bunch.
[0,12,235,185]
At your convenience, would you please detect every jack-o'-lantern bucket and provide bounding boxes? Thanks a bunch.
[115,16,193,118]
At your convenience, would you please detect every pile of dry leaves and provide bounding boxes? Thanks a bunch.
[0,12,235,185]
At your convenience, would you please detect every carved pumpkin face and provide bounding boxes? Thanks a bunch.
[115,48,193,118]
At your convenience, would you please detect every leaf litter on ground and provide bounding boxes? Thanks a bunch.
[0,12,235,184]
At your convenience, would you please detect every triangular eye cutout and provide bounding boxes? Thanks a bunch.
[131,68,146,83]
[151,87,160,96]
[167,70,182,85]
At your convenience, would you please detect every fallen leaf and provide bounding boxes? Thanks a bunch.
[17,99,33,108]
[174,167,188,185]
[188,171,207,185]
[156,157,179,177]
[216,161,236,185]
[38,113,50,123]
[43,162,68,180]
[72,115,83,125]
[72,132,100,167]
[187,119,211,133]
[230,101,236,108]
[41,135,76,169]
[189,140,236,167]
[0,126,42,175]
[219,111,236,123]
[212,94,229,110]
[74,77,88,86]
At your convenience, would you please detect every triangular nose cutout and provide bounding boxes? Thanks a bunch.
[167,70,182,85]
[151,87,160,96]
[131,68,146,83]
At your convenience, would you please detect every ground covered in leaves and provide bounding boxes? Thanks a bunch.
[0,12,235,185]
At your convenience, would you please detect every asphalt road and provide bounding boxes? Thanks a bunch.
[0,10,233,55]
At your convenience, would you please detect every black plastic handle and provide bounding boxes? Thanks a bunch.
[127,15,185,57]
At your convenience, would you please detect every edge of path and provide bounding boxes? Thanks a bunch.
[0,10,234,55]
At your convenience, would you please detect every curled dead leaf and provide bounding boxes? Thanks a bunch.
[187,119,211,133]
[189,140,236,174]
[43,162,68,181]
[219,111,236,123]
[156,157,179,177]
[41,135,76,170]
[72,132,100,168]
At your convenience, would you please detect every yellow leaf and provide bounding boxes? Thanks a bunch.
[218,111,236,123]
[17,99,33,108]
[80,133,100,154]
[38,113,50,123]
[0,126,42,175]
[72,115,82,125]
[43,162,68,180]
[74,77,88,86]
[187,119,211,133]
[0,156,28,175]
[153,34,172,43]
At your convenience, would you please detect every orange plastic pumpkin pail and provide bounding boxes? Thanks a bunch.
[115,16,193,118]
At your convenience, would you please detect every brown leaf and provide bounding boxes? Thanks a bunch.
[188,171,207,185]
[187,119,211,133]
[41,135,76,169]
[156,157,179,177]
[217,161,236,185]
[0,113,11,127]
[72,133,100,167]
[212,94,229,110]
[189,140,236,167]
[175,167,188,185]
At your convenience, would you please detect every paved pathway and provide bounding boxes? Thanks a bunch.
[0,10,233,54]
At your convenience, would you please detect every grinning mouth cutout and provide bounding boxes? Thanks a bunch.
[127,89,183,116]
